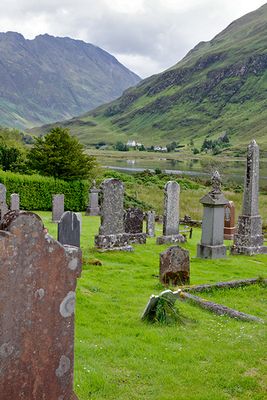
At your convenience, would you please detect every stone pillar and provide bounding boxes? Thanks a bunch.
[52,194,64,223]
[0,183,8,219]
[124,207,146,244]
[10,193,20,211]
[231,140,267,255]
[94,179,132,251]
[58,211,81,247]
[197,171,228,259]
[0,211,81,400]
[157,181,185,244]
[146,210,155,237]
[224,201,235,240]
[85,180,100,216]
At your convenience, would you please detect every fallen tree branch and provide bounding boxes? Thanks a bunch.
[181,278,267,293]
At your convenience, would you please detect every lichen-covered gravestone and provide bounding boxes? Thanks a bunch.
[95,178,132,251]
[58,211,81,247]
[0,211,81,399]
[160,245,190,285]
[52,194,64,223]
[157,181,185,244]
[231,140,267,255]
[10,193,20,211]
[224,201,235,240]
[146,210,155,237]
[0,183,8,219]
[124,207,146,244]
[85,180,100,216]
[197,171,228,259]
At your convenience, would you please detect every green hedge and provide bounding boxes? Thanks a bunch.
[0,170,89,211]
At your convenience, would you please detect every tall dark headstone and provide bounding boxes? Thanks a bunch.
[0,211,81,399]
[95,179,132,251]
[157,181,185,244]
[231,140,267,255]
[58,211,81,247]
[85,180,100,216]
[0,183,8,219]
[124,207,146,244]
[197,171,228,259]
[52,194,64,223]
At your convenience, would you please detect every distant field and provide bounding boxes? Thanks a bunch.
[38,212,267,400]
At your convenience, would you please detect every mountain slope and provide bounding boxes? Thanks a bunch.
[40,4,267,151]
[0,32,140,129]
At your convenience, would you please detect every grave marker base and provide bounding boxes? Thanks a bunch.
[156,234,186,245]
[197,243,227,259]
[95,233,133,251]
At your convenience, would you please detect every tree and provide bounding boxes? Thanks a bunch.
[28,127,97,180]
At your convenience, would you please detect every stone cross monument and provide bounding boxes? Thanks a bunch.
[85,180,100,216]
[197,171,228,259]
[157,181,185,244]
[231,140,267,255]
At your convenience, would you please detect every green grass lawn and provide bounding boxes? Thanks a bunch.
[38,212,267,400]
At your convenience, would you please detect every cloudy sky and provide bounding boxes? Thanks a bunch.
[1,0,266,77]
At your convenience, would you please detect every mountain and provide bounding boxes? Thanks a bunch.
[37,4,267,151]
[0,32,140,129]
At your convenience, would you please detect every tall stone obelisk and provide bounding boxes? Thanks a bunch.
[231,140,267,255]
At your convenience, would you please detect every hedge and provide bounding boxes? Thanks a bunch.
[0,170,89,211]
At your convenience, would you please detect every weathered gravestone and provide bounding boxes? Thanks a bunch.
[0,183,8,219]
[224,201,235,240]
[52,194,64,223]
[10,193,20,211]
[58,211,81,247]
[95,178,132,251]
[146,210,155,237]
[197,171,228,259]
[157,181,185,244]
[85,180,100,216]
[231,140,267,255]
[0,211,81,400]
[160,245,190,286]
[124,207,146,244]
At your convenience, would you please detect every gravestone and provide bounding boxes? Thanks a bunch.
[58,211,81,247]
[52,194,64,223]
[124,207,146,244]
[85,180,100,216]
[157,181,185,244]
[0,211,81,400]
[10,193,20,211]
[197,171,228,259]
[0,183,8,219]
[231,140,267,255]
[146,210,155,237]
[160,246,190,286]
[95,178,132,251]
[224,201,235,240]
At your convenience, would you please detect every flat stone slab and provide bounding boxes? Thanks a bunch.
[156,234,186,245]
[95,233,133,251]
[128,232,147,244]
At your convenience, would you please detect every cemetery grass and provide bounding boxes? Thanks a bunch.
[38,212,267,400]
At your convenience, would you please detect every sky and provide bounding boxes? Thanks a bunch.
[0,0,266,78]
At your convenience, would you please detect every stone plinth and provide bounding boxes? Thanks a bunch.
[52,194,64,223]
[0,211,81,400]
[197,171,228,259]
[10,193,20,211]
[231,140,266,255]
[224,201,235,240]
[146,210,155,237]
[85,181,100,216]
[160,246,190,286]
[58,211,81,247]
[95,179,132,251]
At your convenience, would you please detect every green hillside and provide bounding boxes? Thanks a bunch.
[33,4,267,151]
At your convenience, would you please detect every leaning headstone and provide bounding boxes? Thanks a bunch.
[58,211,81,247]
[0,183,8,219]
[160,246,190,286]
[231,140,267,255]
[10,193,20,211]
[224,201,235,240]
[146,210,155,237]
[52,194,64,223]
[95,178,132,251]
[157,181,185,244]
[197,171,228,259]
[0,211,81,400]
[124,207,146,244]
[85,180,100,216]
